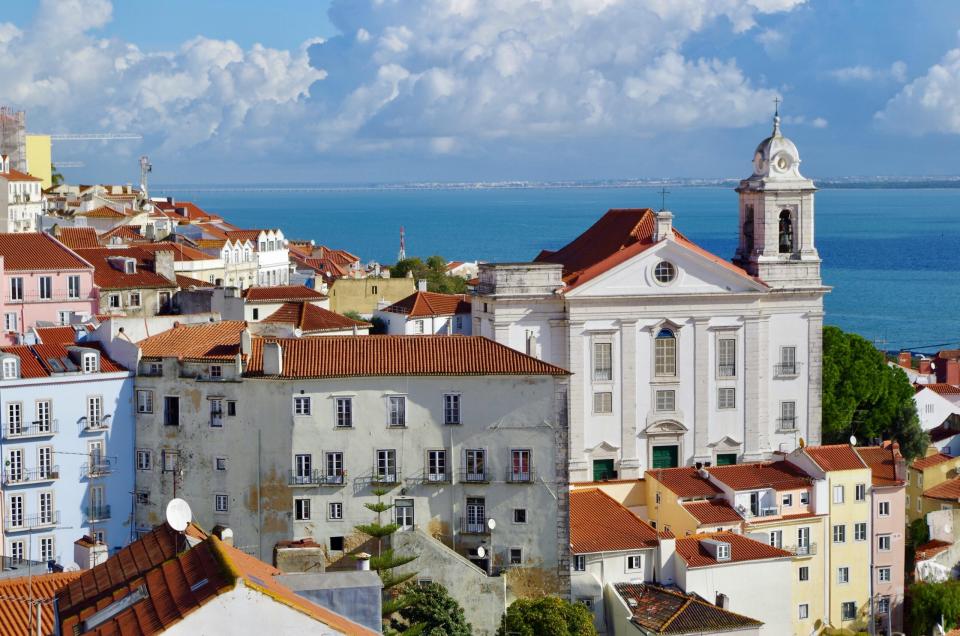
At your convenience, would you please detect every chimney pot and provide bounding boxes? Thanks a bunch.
[898,351,912,368]
[654,210,674,242]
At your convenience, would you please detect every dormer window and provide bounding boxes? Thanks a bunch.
[124,259,137,274]
[82,353,99,373]
[716,543,730,561]
[2,357,18,380]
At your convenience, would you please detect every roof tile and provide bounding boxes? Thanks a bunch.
[139,321,247,361]
[646,466,722,498]
[0,572,82,636]
[681,500,743,525]
[804,444,868,472]
[614,582,763,634]
[262,301,371,333]
[924,479,960,501]
[674,532,792,568]
[911,452,959,471]
[855,444,905,486]
[382,290,471,318]
[707,461,812,492]
[0,233,92,271]
[570,488,659,553]
[244,285,326,302]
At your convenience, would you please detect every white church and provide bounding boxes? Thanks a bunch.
[474,113,828,483]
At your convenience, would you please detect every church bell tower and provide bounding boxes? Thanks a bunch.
[734,107,821,288]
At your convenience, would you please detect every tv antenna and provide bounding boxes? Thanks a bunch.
[659,187,669,212]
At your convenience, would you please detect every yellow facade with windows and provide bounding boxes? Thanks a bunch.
[821,467,873,630]
[906,452,960,524]
[25,134,52,188]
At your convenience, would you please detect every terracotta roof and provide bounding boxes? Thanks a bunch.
[0,233,92,271]
[746,511,825,524]
[674,532,792,568]
[570,488,659,553]
[0,572,82,636]
[707,461,812,492]
[247,335,569,378]
[614,583,763,634]
[55,226,100,249]
[262,301,371,333]
[682,500,743,525]
[139,321,247,361]
[33,325,90,345]
[244,285,326,302]
[924,479,960,501]
[224,229,278,243]
[533,208,761,291]
[803,444,868,472]
[0,342,125,378]
[382,290,472,318]
[175,274,215,289]
[855,444,905,486]
[926,383,960,396]
[73,246,178,290]
[0,168,41,182]
[136,241,216,262]
[912,452,959,471]
[646,467,722,498]
[916,539,953,560]
[77,205,127,219]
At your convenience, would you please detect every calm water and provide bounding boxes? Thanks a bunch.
[158,185,960,352]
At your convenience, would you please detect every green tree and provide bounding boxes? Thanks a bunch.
[822,326,928,459]
[355,488,422,635]
[909,580,960,635]
[50,164,64,187]
[397,582,472,636]
[390,255,468,294]
[497,596,597,636]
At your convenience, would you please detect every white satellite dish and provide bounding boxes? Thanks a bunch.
[849,435,857,447]
[166,498,192,532]
[487,518,496,531]
[475,546,486,559]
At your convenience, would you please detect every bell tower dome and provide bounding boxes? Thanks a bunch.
[734,106,821,288]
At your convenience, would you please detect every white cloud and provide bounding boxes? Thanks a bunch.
[827,61,908,83]
[755,28,785,53]
[877,48,960,134]
[783,114,828,128]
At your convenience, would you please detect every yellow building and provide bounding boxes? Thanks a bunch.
[328,277,415,316]
[25,134,51,188]
[907,450,960,524]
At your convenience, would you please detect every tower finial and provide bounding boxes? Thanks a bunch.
[772,96,782,136]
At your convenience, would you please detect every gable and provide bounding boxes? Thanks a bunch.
[565,240,765,298]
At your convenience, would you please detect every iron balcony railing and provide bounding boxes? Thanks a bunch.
[288,470,346,486]
[85,505,111,523]
[7,292,86,303]
[81,416,110,432]
[2,466,59,485]
[774,363,800,377]
[3,420,58,439]
[785,543,818,556]
[777,417,798,431]
[460,517,491,535]
[371,470,401,485]
[5,511,59,532]
[81,460,113,478]
[408,470,451,485]
[460,468,489,483]
[718,364,737,377]
[506,467,536,483]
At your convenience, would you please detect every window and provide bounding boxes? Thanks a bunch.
[209,364,222,379]
[855,523,867,541]
[780,401,797,429]
[782,494,793,507]
[653,261,676,284]
[514,509,527,524]
[717,387,736,409]
[38,276,52,300]
[855,483,866,502]
[38,447,52,479]
[33,400,50,433]
[799,604,809,620]
[136,450,151,471]
[718,338,736,377]
[9,277,22,301]
[163,396,180,427]
[86,396,102,429]
[128,292,141,308]
[215,457,228,471]
[716,543,730,560]
[444,394,461,424]
[294,454,312,482]
[573,555,586,572]
[1,358,16,379]
[838,566,850,584]
[294,498,311,520]
[40,537,54,562]
[509,548,523,565]
[215,494,229,513]
[7,495,23,527]
[9,540,24,562]
[799,566,809,582]
[162,450,179,473]
[800,491,809,505]
[918,498,922,512]
[58,310,72,325]
[7,402,21,436]
[335,397,352,428]
[376,449,397,482]
[328,502,342,520]
[593,391,613,413]
[209,399,223,428]
[593,342,612,381]
[427,450,447,482]
[919,473,924,488]
[877,597,890,615]
[841,602,856,621]
[326,452,344,480]
[878,567,891,582]
[654,329,677,376]
[108,294,121,309]
[227,401,237,417]
[655,390,675,412]
[879,500,890,516]
[779,346,797,375]
[878,535,891,551]
[769,530,783,549]
[388,395,406,427]
[778,210,794,253]
[510,449,532,482]
[252,308,259,320]
[68,275,81,299]
[293,396,311,416]
[330,536,345,552]
[414,320,424,334]
[833,524,846,543]
[39,491,52,524]
[135,390,153,414]
[82,353,98,373]
[7,448,22,481]
[3,313,16,333]
[833,485,844,504]
[465,449,486,481]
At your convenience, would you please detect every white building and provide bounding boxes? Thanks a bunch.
[226,229,290,286]
[375,289,472,335]
[243,285,330,321]
[0,155,42,233]
[914,384,960,434]
[475,114,827,482]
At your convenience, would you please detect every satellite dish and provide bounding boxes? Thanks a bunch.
[849,435,857,447]
[64,562,80,572]
[166,498,192,532]
[487,518,496,531]
[475,546,486,559]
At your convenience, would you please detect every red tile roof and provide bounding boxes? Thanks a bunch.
[916,539,953,560]
[382,290,471,318]
[244,285,327,302]
[855,444,905,486]
[614,582,763,634]
[570,488,659,553]
[0,342,125,378]
[136,241,216,262]
[100,224,144,243]
[674,532,792,568]
[912,452,959,471]
[33,325,87,345]
[803,444,868,472]
[77,205,127,218]
[139,321,247,361]
[247,335,569,378]
[175,274,215,288]
[225,229,278,243]
[682,500,743,525]
[646,466,722,498]
[0,168,41,182]
[924,479,960,501]
[73,246,178,290]
[55,226,100,249]
[534,208,761,291]
[708,461,812,492]
[262,301,371,333]
[0,232,92,271]
[0,572,82,636]
[926,383,960,396]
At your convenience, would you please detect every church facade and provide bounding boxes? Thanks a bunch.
[474,115,828,483]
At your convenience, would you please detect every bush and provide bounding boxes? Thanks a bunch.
[497,596,597,636]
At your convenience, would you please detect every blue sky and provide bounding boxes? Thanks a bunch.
[5,0,960,183]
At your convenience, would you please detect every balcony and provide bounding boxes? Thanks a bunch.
[370,470,401,485]
[7,292,85,304]
[3,420,58,440]
[288,470,346,487]
[81,415,111,433]
[506,467,537,483]
[777,417,798,432]
[81,460,113,478]
[5,511,60,532]
[2,466,59,486]
[460,517,491,535]
[408,471,451,485]
[774,363,800,378]
[785,543,818,556]
[460,469,489,484]
[717,365,736,377]
[85,505,111,523]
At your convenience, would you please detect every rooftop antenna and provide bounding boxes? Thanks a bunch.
[658,187,669,212]
[398,226,406,262]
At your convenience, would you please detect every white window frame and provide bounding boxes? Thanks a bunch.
[717,387,736,410]
[655,389,676,412]
[654,329,677,377]
[294,498,311,521]
[136,390,154,414]
[127,291,141,308]
[387,395,406,427]
[67,275,81,299]
[878,567,891,582]
[837,566,850,584]
[799,604,809,620]
[717,337,736,378]
[38,276,52,300]
[593,391,613,414]
[833,485,844,504]
[855,522,867,542]
[293,396,311,416]
[443,393,461,425]
[215,494,229,513]
[573,554,586,572]
[833,524,846,543]
[855,483,866,502]
[879,500,890,516]
[136,450,151,471]
[328,501,342,521]
[593,341,613,381]
[335,396,353,428]
[878,534,891,551]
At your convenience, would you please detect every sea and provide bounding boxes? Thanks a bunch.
[156,184,960,353]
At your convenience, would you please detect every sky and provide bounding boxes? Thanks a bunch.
[6,0,960,184]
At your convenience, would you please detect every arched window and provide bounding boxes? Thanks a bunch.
[778,210,794,254]
[743,205,754,255]
[655,328,677,377]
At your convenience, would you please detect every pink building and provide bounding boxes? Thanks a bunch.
[0,233,97,344]
[856,443,907,633]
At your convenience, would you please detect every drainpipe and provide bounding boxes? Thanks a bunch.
[257,429,262,560]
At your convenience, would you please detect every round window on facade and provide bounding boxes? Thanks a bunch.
[654,261,676,284]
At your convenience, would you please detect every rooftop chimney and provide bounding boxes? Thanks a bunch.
[240,329,252,356]
[654,210,674,242]
[898,351,912,368]
[417,279,428,292]
[263,341,283,376]
[356,552,371,571]
[948,359,960,385]
[211,525,234,547]
[74,536,108,570]
[154,250,176,282]
[919,358,933,375]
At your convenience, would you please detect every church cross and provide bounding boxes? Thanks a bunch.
[773,96,781,116]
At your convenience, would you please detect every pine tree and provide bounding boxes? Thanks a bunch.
[355,487,422,635]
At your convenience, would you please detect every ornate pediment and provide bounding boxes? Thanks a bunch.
[643,419,688,436]
[708,436,742,451]
[588,440,620,453]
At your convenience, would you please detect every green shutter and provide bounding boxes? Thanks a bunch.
[716,453,737,466]
[593,459,616,481]
[652,446,679,469]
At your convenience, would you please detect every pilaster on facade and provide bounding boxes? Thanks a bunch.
[806,310,825,447]
[742,315,771,461]
[692,318,711,464]
[619,319,640,478]
[567,321,589,481]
